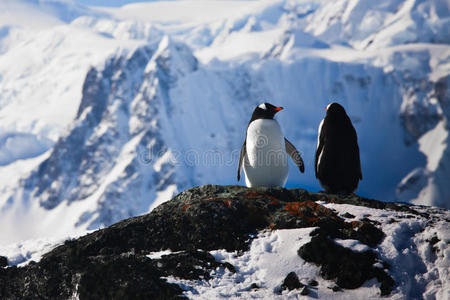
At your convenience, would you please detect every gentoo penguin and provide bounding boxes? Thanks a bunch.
[237,103,305,187]
[315,103,362,194]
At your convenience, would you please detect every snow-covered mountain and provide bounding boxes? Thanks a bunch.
[0,0,449,244]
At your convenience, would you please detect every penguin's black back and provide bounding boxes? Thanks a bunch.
[315,103,362,194]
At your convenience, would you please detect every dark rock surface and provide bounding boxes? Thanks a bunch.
[341,212,355,219]
[300,286,310,295]
[281,272,304,291]
[0,185,410,299]
[0,256,7,268]
[308,279,318,287]
[298,234,394,296]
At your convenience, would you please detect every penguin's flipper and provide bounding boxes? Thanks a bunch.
[356,138,363,180]
[285,138,305,173]
[237,140,246,181]
[315,140,324,178]
[315,120,325,179]
[349,123,363,181]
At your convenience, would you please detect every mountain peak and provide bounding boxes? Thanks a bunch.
[145,35,198,83]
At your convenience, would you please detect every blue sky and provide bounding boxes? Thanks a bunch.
[75,0,158,7]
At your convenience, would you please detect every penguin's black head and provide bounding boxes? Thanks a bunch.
[250,102,283,122]
[325,102,347,117]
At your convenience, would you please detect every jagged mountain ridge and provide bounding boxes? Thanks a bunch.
[0,0,449,244]
[25,39,198,228]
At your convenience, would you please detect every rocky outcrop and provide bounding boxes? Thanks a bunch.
[0,185,433,299]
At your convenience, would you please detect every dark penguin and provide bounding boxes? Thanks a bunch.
[237,103,305,187]
[315,103,362,194]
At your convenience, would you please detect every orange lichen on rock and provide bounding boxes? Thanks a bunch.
[351,221,362,228]
[284,201,339,224]
[243,191,280,203]
[271,199,280,206]
[306,217,320,223]
[181,204,192,211]
[285,201,324,215]
[223,200,232,208]
[285,201,307,217]
[205,197,220,201]
[244,191,262,199]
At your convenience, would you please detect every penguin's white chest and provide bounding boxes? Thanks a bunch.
[244,119,288,187]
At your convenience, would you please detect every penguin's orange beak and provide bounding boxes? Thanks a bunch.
[275,107,283,111]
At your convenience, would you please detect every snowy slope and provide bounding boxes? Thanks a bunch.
[162,203,450,300]
[0,0,449,245]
